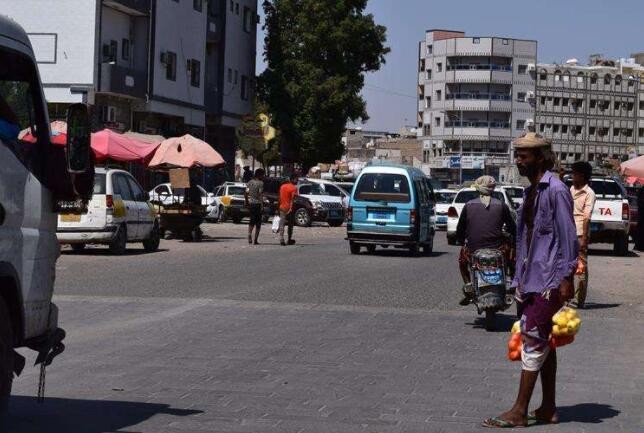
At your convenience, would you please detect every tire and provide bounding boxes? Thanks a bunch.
[218,206,226,223]
[109,225,127,255]
[0,297,14,415]
[484,310,496,331]
[423,238,434,255]
[295,208,311,227]
[366,245,376,254]
[328,220,344,227]
[613,232,629,256]
[192,227,203,242]
[408,243,420,257]
[70,244,86,253]
[349,242,361,255]
[143,222,161,252]
[232,215,242,224]
[447,235,456,246]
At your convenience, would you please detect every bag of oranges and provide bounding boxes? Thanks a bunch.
[550,306,581,348]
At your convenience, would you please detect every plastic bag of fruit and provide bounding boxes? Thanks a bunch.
[550,306,581,348]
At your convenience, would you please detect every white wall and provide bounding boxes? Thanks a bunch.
[0,0,99,103]
[153,0,206,106]
[222,0,257,122]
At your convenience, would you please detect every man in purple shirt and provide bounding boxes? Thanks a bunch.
[484,133,578,428]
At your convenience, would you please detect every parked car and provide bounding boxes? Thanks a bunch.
[446,187,517,245]
[263,177,315,227]
[434,189,457,230]
[304,178,351,208]
[335,181,356,196]
[347,163,436,255]
[149,182,218,220]
[499,185,524,209]
[297,182,345,226]
[213,182,247,223]
[565,176,631,255]
[57,168,160,254]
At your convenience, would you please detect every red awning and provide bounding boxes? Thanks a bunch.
[148,134,225,169]
[91,129,161,163]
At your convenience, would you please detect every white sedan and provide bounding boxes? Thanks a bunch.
[149,183,219,221]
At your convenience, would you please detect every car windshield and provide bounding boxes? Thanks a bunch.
[94,173,106,194]
[589,180,623,198]
[355,173,411,203]
[227,186,246,196]
[504,187,524,199]
[436,192,456,204]
[455,190,504,203]
[302,183,330,195]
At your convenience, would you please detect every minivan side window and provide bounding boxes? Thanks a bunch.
[113,174,133,201]
[126,176,145,201]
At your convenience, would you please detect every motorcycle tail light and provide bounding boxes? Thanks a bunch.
[622,202,630,220]
[447,206,458,218]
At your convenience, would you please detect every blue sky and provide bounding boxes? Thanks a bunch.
[256,0,644,132]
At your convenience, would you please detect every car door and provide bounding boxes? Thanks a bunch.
[414,178,431,242]
[112,173,138,240]
[424,178,437,237]
[127,175,153,240]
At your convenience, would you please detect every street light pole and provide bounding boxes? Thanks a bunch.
[459,109,463,185]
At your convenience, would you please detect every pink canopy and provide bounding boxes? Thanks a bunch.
[620,155,644,184]
[148,134,225,169]
[18,120,68,146]
[91,129,161,163]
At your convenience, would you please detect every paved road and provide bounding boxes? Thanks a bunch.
[9,223,644,432]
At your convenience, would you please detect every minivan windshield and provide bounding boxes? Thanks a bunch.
[354,173,411,203]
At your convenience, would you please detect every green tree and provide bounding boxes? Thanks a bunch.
[259,0,389,169]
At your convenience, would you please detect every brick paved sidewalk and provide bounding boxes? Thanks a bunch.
[9,297,644,433]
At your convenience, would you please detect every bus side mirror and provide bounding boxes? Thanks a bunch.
[66,103,91,174]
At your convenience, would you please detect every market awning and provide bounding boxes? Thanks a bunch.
[148,134,225,169]
[18,120,67,146]
[92,129,161,163]
[620,155,644,184]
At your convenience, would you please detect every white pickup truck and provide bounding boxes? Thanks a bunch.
[0,15,92,414]
[571,177,631,256]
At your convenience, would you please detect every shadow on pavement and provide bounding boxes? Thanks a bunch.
[367,250,447,258]
[579,302,621,310]
[468,312,518,332]
[588,248,640,258]
[61,249,170,256]
[5,396,202,433]
[557,403,620,424]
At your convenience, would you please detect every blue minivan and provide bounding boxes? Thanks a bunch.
[347,163,436,255]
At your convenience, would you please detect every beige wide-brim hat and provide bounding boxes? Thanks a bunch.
[513,132,552,149]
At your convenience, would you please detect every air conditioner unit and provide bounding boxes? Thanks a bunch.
[527,63,536,72]
[526,91,536,99]
[160,52,169,65]
[525,118,535,127]
[102,106,116,123]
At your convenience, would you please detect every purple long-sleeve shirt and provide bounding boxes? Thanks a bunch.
[512,171,579,294]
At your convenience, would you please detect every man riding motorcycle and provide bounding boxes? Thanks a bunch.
[456,176,517,306]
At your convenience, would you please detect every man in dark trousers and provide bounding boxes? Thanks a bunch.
[245,168,265,245]
[636,186,644,251]
[483,132,578,428]
[456,175,516,305]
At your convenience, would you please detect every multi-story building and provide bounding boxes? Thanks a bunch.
[535,59,644,165]
[2,0,258,182]
[417,30,537,183]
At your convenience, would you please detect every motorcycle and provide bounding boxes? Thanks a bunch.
[463,248,514,331]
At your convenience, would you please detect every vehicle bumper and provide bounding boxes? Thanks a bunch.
[56,225,118,244]
[226,206,249,217]
[312,208,345,222]
[346,230,416,246]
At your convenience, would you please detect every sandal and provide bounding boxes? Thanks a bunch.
[527,411,559,424]
[482,417,526,428]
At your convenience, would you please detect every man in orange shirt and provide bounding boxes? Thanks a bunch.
[278,173,299,246]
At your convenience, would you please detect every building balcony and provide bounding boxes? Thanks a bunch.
[444,93,513,112]
[445,121,511,129]
[100,63,146,99]
[103,0,150,16]
[446,64,512,72]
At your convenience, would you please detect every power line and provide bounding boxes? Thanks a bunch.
[363,84,417,99]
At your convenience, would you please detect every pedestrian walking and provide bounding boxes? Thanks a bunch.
[245,168,265,245]
[483,132,578,428]
[635,186,644,251]
[278,173,298,246]
[242,166,253,183]
[569,161,595,308]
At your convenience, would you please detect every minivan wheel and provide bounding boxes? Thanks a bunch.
[0,297,14,414]
[143,222,161,252]
[366,245,376,254]
[613,232,629,256]
[109,225,127,255]
[295,208,311,227]
[423,239,433,255]
[349,242,361,255]
[408,243,420,257]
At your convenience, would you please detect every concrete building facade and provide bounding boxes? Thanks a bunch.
[2,0,258,180]
[534,60,644,165]
[417,30,537,183]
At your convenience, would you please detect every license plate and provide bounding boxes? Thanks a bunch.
[329,210,341,218]
[61,214,81,223]
[590,222,602,232]
[372,212,390,220]
[437,216,447,223]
